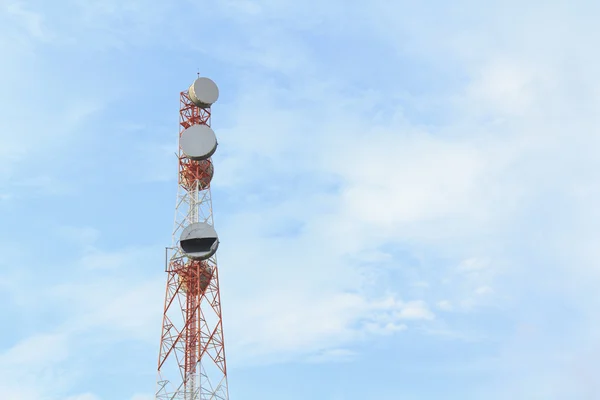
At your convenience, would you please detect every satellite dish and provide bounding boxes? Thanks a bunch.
[180,125,218,160]
[180,222,219,260]
[178,260,213,294]
[180,159,214,190]
[189,77,219,108]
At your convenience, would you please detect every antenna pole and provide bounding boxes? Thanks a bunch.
[155,77,229,400]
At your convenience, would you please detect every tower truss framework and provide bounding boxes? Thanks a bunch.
[155,87,229,400]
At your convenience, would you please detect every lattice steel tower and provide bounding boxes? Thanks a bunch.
[155,76,229,400]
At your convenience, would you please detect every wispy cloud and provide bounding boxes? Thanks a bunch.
[0,239,164,398]
[3,0,600,398]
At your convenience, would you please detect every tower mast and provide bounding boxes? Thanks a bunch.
[156,77,229,400]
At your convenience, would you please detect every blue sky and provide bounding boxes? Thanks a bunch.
[2,0,600,399]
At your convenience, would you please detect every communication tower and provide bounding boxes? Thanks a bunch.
[155,76,229,399]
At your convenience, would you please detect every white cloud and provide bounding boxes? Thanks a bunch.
[0,333,73,400]
[396,300,435,320]
[225,288,433,365]
[0,0,53,51]
[1,333,70,367]
[466,57,538,116]
[332,133,487,225]
[0,238,165,398]
[458,258,490,273]
[437,300,453,311]
[0,88,105,197]
[475,286,493,296]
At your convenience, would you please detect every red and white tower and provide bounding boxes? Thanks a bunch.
[155,76,229,400]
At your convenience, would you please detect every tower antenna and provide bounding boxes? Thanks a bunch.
[155,76,228,399]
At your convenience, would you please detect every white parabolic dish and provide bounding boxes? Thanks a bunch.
[180,222,219,260]
[189,77,219,108]
[180,125,218,160]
